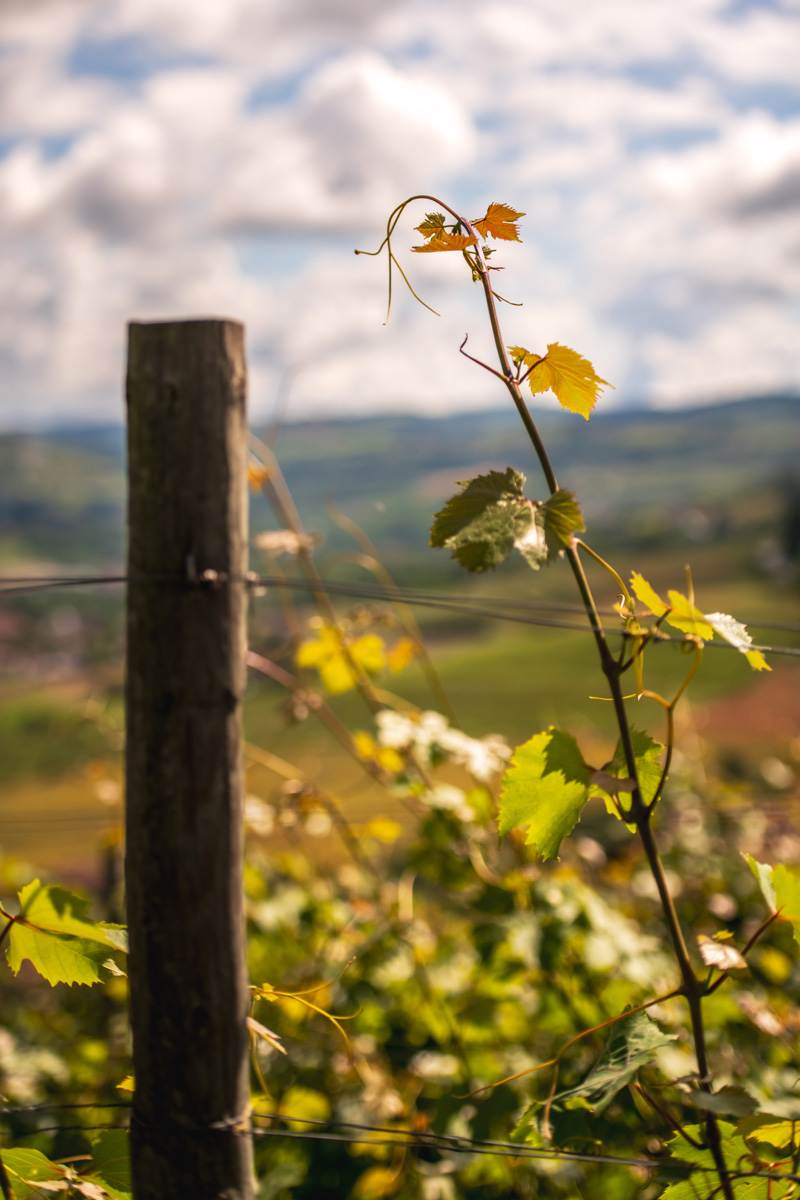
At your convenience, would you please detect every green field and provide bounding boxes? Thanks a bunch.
[0,395,798,874]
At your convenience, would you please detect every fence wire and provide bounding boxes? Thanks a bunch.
[0,1103,798,1188]
[1,572,798,656]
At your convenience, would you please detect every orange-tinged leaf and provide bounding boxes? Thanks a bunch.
[524,343,612,419]
[412,230,478,253]
[248,462,270,491]
[414,212,447,236]
[472,202,525,242]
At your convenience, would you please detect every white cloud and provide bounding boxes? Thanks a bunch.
[0,0,798,427]
[213,53,475,232]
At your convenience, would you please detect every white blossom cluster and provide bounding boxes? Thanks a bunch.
[375,709,510,783]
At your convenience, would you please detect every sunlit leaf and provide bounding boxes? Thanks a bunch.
[430,469,546,572]
[516,343,612,420]
[742,856,800,948]
[515,1012,675,1145]
[353,1165,403,1199]
[412,230,477,253]
[498,728,592,860]
[1,1148,65,1199]
[281,1085,331,1132]
[773,864,800,947]
[542,489,585,551]
[386,637,417,672]
[296,627,386,694]
[472,202,525,242]
[630,572,669,618]
[745,853,777,911]
[629,580,768,669]
[697,935,748,971]
[706,611,771,671]
[6,881,127,987]
[737,1115,800,1154]
[663,1122,785,1199]
[89,1131,132,1200]
[610,728,664,807]
[362,817,403,843]
[414,212,447,236]
[665,591,715,639]
[247,462,270,491]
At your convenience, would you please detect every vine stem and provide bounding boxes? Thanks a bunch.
[442,202,737,1200]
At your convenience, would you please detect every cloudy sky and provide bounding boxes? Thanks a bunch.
[1,0,799,429]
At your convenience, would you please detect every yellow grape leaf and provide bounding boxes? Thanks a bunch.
[352,731,403,772]
[630,572,669,617]
[296,627,386,694]
[387,637,417,672]
[412,230,478,253]
[665,591,715,639]
[520,343,612,420]
[472,202,525,242]
[353,1166,403,1200]
[706,612,772,672]
[629,581,768,670]
[376,746,404,772]
[362,817,403,843]
[352,730,376,759]
[116,1075,135,1092]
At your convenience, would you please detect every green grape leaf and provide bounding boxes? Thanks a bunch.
[745,853,777,912]
[663,1121,792,1199]
[610,728,665,807]
[6,880,127,987]
[89,1130,132,1200]
[1,1147,65,1198]
[559,1011,675,1115]
[498,728,592,860]
[736,1115,800,1154]
[430,469,547,572]
[686,1086,759,1117]
[743,856,800,946]
[515,1012,675,1144]
[541,489,585,551]
[773,864,800,947]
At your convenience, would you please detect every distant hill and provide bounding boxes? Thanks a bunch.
[0,395,797,570]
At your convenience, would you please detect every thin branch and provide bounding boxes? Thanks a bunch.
[459,334,509,382]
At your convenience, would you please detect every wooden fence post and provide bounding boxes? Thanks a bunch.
[125,319,253,1199]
